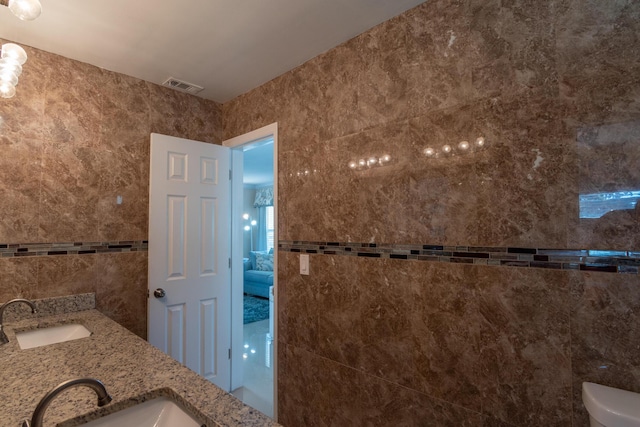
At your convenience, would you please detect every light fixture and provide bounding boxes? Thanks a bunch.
[0,0,41,99]
[243,213,257,251]
[0,43,27,99]
[2,0,42,21]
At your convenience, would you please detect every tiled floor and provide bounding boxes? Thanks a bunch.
[232,318,274,418]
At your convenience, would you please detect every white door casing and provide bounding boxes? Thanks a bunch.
[223,122,278,413]
[148,133,231,391]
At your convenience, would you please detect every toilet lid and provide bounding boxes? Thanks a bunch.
[583,382,640,427]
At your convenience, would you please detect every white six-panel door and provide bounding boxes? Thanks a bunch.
[148,133,231,391]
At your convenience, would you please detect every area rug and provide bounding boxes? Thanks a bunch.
[244,295,269,324]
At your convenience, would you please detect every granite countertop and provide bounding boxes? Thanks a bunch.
[0,295,279,427]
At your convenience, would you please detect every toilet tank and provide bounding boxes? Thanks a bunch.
[583,382,640,427]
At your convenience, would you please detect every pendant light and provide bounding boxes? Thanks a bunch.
[2,0,42,21]
[0,43,27,98]
[0,0,42,98]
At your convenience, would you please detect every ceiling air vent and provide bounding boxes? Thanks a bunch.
[162,77,204,95]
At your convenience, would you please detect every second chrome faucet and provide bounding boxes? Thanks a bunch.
[0,298,37,345]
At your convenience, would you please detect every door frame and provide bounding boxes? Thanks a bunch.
[223,122,278,419]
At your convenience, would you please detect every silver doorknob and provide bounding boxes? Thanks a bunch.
[153,288,166,298]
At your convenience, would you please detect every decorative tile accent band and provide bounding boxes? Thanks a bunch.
[278,241,640,275]
[0,241,148,258]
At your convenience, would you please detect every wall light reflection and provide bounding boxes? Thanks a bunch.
[348,154,392,171]
[424,136,487,158]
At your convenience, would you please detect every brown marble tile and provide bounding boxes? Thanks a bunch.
[99,71,150,158]
[556,0,640,124]
[94,147,148,241]
[279,339,502,427]
[474,266,572,426]
[359,257,424,394]
[43,55,103,147]
[315,255,362,368]
[0,257,39,302]
[277,251,318,352]
[0,137,42,243]
[403,108,482,245]
[367,0,474,118]
[278,140,347,243]
[37,254,96,298]
[467,0,558,98]
[570,271,640,425]
[309,39,371,142]
[222,81,279,141]
[280,113,482,245]
[360,371,486,427]
[277,343,317,426]
[147,82,197,140]
[38,144,101,241]
[278,343,362,427]
[314,0,475,142]
[410,262,485,412]
[279,253,574,425]
[473,91,573,248]
[101,70,150,114]
[184,95,223,145]
[276,131,321,242]
[96,181,148,241]
[95,251,148,338]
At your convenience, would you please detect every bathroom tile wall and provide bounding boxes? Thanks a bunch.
[224,0,640,425]
[0,40,223,338]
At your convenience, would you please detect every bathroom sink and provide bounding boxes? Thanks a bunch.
[80,397,201,427]
[16,324,91,349]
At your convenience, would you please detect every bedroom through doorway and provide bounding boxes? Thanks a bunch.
[226,131,276,419]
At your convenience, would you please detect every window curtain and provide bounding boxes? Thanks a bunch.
[254,186,273,251]
[253,186,273,208]
[255,207,267,251]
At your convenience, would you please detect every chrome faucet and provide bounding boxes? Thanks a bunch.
[22,378,112,427]
[0,298,37,345]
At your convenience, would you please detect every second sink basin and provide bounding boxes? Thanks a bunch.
[16,323,91,349]
[80,397,201,427]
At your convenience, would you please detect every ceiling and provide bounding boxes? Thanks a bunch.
[243,140,274,187]
[0,0,426,103]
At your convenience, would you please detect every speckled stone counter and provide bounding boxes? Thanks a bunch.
[0,295,278,427]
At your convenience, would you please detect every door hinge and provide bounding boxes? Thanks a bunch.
[229,170,232,180]
[228,348,231,359]
[229,258,231,269]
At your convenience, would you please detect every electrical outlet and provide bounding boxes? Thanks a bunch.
[300,254,309,275]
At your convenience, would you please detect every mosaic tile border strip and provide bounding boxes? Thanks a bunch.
[279,241,640,275]
[0,241,148,258]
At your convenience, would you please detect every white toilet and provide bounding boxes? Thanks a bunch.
[583,382,640,427]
